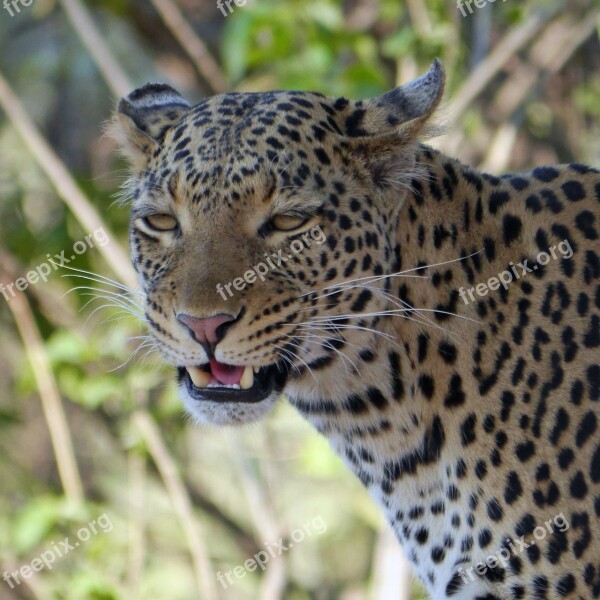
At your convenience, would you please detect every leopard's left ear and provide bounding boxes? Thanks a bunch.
[109,83,191,172]
[342,59,445,139]
[337,60,445,190]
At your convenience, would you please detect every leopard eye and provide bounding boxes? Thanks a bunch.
[271,214,307,231]
[142,214,178,232]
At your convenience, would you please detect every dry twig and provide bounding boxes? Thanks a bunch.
[133,410,217,600]
[226,432,286,600]
[482,10,600,171]
[59,0,133,98]
[0,272,84,504]
[0,69,137,289]
[149,0,228,93]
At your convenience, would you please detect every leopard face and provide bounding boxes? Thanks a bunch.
[112,62,444,425]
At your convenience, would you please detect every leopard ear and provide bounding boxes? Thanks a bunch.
[110,83,191,171]
[338,60,445,191]
[343,59,445,138]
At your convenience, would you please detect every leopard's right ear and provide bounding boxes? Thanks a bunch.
[109,83,191,171]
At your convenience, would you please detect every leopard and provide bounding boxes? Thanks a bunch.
[111,60,600,599]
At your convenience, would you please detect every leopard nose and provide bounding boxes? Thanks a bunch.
[176,312,235,346]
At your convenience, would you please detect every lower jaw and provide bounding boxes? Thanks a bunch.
[177,364,287,404]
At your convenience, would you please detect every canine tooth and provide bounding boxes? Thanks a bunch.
[187,366,211,388]
[240,366,254,390]
[253,366,260,374]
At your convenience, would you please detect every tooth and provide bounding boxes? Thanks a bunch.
[253,366,260,374]
[240,366,254,390]
[187,367,211,388]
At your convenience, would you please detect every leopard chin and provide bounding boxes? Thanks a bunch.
[179,385,281,426]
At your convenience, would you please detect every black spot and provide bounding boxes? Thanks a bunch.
[460,413,477,446]
[475,460,487,480]
[562,180,585,201]
[350,289,372,312]
[388,351,404,401]
[515,516,536,542]
[447,485,460,501]
[344,394,368,414]
[500,391,515,422]
[445,572,464,597]
[345,108,367,137]
[575,210,598,240]
[546,529,568,565]
[510,177,529,191]
[431,501,445,515]
[584,315,600,348]
[503,214,522,245]
[456,458,467,478]
[533,576,548,597]
[556,573,576,596]
[558,447,575,470]
[489,191,510,214]
[515,440,535,462]
[338,214,352,230]
[526,194,542,213]
[314,148,331,165]
[541,189,563,213]
[571,380,584,406]
[588,364,600,401]
[479,529,492,548]
[431,546,445,563]
[366,387,387,410]
[504,471,523,504]
[533,166,559,182]
[438,341,458,364]
[358,348,376,362]
[418,374,435,399]
[415,527,429,544]
[486,499,503,521]
[576,411,597,448]
[570,470,588,499]
[444,374,466,408]
[591,444,600,483]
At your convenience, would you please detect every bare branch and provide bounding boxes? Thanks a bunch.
[448,7,559,122]
[0,274,84,504]
[482,10,600,171]
[226,431,286,600]
[58,0,133,98]
[133,410,218,600]
[149,0,228,93]
[0,69,137,289]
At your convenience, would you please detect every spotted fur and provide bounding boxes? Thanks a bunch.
[112,61,600,599]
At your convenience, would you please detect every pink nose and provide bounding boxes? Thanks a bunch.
[177,313,235,346]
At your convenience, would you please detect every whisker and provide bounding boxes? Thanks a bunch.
[300,249,483,299]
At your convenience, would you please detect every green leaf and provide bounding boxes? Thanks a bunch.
[13,496,63,554]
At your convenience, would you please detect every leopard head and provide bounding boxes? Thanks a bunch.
[111,61,445,425]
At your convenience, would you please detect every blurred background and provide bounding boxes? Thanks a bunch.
[0,0,599,598]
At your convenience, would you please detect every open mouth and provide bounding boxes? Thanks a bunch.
[178,359,286,403]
